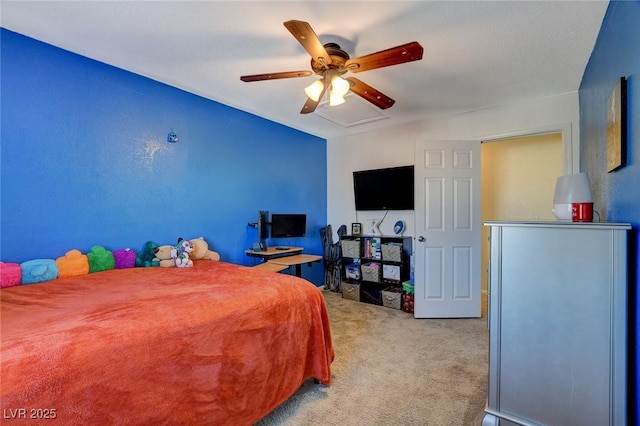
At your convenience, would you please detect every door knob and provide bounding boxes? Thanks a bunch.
[418,236,426,242]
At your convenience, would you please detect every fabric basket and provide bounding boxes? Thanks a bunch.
[361,262,381,283]
[381,243,402,262]
[342,282,360,302]
[341,239,361,258]
[382,287,403,310]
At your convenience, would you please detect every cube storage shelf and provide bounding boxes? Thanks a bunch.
[340,235,412,307]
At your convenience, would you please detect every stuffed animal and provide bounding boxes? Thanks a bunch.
[154,245,176,267]
[56,249,90,278]
[113,248,137,269]
[0,262,22,288]
[20,259,58,284]
[136,241,160,267]
[87,246,115,273]
[173,238,194,268]
[189,237,220,261]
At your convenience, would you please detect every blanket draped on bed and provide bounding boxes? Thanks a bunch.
[1,260,334,425]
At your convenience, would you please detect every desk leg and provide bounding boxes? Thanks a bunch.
[295,264,302,277]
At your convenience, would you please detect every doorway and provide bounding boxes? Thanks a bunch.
[480,133,563,315]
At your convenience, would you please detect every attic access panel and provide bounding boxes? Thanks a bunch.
[313,95,389,127]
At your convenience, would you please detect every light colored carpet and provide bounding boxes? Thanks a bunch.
[257,290,489,426]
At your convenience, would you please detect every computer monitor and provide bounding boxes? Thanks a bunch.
[270,214,306,238]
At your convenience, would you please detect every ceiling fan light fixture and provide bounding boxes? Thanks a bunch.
[304,79,324,102]
[330,76,350,98]
[329,92,346,107]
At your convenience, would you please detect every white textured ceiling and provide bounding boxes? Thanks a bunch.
[1,1,609,140]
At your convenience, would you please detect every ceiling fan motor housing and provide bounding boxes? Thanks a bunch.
[311,43,350,74]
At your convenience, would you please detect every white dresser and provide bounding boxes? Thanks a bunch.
[483,221,630,426]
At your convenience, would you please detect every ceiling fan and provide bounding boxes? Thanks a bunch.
[240,20,424,114]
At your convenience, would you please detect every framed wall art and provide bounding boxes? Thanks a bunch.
[606,76,627,173]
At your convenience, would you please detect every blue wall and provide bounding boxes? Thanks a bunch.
[579,1,640,421]
[0,29,327,285]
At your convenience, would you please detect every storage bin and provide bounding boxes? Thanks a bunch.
[361,262,381,283]
[382,264,401,283]
[382,287,403,310]
[342,282,360,302]
[341,239,361,258]
[381,243,402,262]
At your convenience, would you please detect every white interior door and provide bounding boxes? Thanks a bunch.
[414,140,481,318]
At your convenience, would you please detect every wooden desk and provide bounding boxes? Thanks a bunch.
[252,262,289,273]
[245,246,303,259]
[267,254,323,278]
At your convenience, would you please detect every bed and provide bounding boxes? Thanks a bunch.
[0,260,334,425]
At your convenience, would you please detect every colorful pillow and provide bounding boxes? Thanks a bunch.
[56,249,89,278]
[20,259,58,284]
[87,246,115,273]
[0,262,22,288]
[113,248,137,269]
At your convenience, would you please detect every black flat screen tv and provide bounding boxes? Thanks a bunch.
[270,214,307,238]
[353,165,414,211]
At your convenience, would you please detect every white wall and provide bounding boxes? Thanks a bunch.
[327,92,580,238]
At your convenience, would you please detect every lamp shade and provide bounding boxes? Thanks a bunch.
[329,93,345,106]
[304,80,324,102]
[331,76,350,97]
[553,173,593,203]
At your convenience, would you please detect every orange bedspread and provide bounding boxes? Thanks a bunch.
[1,260,334,425]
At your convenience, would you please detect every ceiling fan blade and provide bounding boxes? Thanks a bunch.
[300,84,327,114]
[284,20,332,67]
[345,41,423,73]
[345,77,396,109]
[300,98,320,114]
[240,70,312,82]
